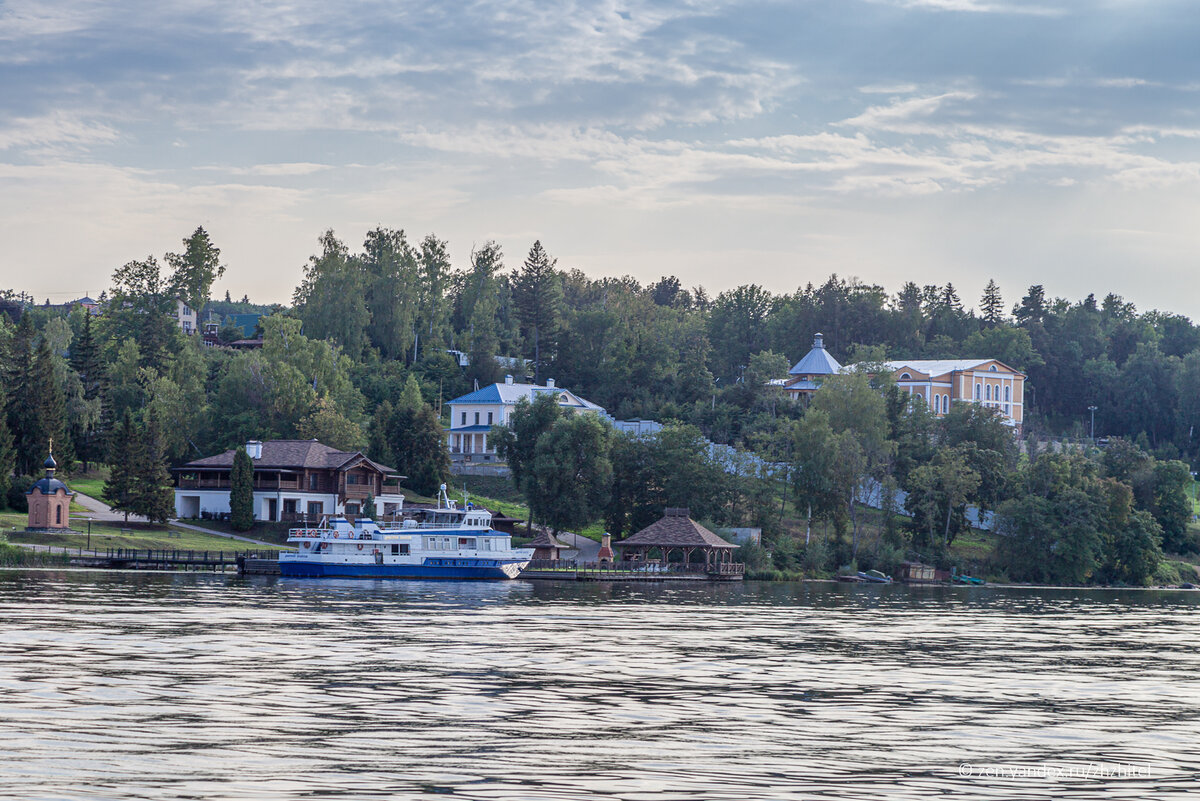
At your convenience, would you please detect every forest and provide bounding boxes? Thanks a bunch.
[1,225,1198,586]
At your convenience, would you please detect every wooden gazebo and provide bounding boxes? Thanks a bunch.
[615,508,739,571]
[526,529,572,560]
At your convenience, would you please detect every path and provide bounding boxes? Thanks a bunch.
[71,491,282,548]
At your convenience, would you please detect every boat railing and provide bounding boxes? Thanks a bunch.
[289,521,495,538]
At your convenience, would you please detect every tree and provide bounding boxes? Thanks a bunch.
[905,446,981,546]
[298,397,366,451]
[166,226,225,313]
[230,447,255,531]
[70,312,104,470]
[491,393,562,506]
[789,410,840,545]
[363,494,376,520]
[293,230,369,358]
[103,410,141,523]
[512,241,563,382]
[980,280,1005,325]
[528,414,613,535]
[131,417,175,524]
[463,241,504,387]
[1014,284,1047,326]
[103,256,178,372]
[21,340,70,475]
[362,227,418,360]
[385,404,450,497]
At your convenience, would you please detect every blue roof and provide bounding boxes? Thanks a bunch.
[789,334,842,377]
[448,381,605,413]
[447,424,493,432]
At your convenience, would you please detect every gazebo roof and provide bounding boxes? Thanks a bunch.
[527,530,571,549]
[616,509,737,549]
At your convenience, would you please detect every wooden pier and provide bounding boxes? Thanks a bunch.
[64,548,276,572]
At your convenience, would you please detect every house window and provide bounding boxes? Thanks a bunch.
[475,412,480,425]
[985,385,991,401]
[345,503,360,515]
[975,383,981,401]
[900,373,911,380]
[56,505,62,525]
[307,501,323,517]
[942,395,949,414]
[309,474,319,491]
[461,412,466,425]
[487,412,493,424]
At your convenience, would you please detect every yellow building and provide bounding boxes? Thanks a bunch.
[874,359,1025,430]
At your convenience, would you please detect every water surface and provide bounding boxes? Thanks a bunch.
[1,570,1198,800]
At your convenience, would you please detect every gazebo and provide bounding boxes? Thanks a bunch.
[526,529,572,560]
[615,508,739,572]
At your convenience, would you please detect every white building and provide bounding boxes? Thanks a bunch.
[173,439,406,522]
[446,376,606,461]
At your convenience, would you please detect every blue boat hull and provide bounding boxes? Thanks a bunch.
[279,558,526,580]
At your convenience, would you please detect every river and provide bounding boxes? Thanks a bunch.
[1,569,1198,800]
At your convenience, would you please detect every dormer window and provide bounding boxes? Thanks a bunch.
[900,372,911,380]
[989,365,998,371]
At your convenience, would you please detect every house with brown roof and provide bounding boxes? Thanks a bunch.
[173,439,405,523]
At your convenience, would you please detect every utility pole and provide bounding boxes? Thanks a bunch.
[1088,405,1097,444]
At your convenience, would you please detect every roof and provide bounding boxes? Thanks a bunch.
[878,359,1021,377]
[616,509,737,549]
[446,424,493,432]
[789,333,843,376]
[448,381,605,413]
[27,477,73,496]
[178,440,398,474]
[526,530,571,549]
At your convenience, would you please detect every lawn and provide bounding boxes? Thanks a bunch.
[0,512,283,552]
[62,466,109,500]
[184,519,295,547]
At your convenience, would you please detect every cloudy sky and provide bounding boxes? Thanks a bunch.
[3,0,1200,315]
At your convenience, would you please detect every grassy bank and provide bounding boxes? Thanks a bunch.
[1,512,283,551]
[0,537,72,567]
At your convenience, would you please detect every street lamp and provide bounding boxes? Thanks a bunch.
[1087,405,1097,444]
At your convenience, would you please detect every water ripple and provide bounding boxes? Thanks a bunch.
[1,570,1199,799]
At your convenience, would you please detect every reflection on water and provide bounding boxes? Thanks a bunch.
[1,570,1199,800]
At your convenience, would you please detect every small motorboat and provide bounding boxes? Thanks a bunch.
[953,574,985,585]
[857,570,893,584]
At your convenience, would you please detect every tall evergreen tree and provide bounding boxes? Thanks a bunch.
[103,409,141,523]
[385,403,450,497]
[230,447,255,531]
[980,280,1005,325]
[512,241,563,383]
[18,340,70,475]
[132,417,175,523]
[69,312,103,470]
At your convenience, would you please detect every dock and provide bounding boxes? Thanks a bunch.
[52,548,279,572]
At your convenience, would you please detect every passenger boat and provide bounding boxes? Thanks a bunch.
[278,485,531,579]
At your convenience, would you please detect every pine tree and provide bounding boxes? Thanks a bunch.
[132,417,175,524]
[229,447,255,531]
[980,280,1005,325]
[6,315,35,472]
[103,410,141,523]
[70,312,103,470]
[512,240,563,383]
[22,340,69,475]
[0,381,14,508]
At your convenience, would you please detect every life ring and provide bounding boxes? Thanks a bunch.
[303,541,311,549]
[357,543,364,551]
[334,532,339,538]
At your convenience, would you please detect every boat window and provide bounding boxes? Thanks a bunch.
[459,538,477,549]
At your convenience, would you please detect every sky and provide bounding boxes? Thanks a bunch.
[3,0,1200,316]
